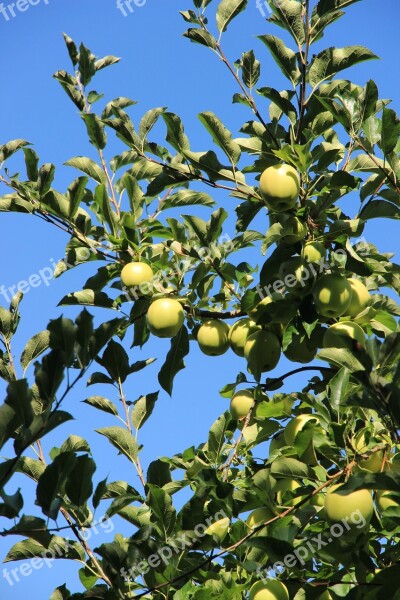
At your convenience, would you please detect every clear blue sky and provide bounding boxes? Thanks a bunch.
[0,0,399,597]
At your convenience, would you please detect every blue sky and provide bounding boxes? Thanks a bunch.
[0,0,399,597]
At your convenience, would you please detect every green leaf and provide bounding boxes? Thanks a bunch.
[63,32,79,65]
[257,87,297,124]
[98,340,130,382]
[53,70,85,110]
[183,28,217,50]
[58,290,115,309]
[20,330,50,372]
[160,190,215,210]
[241,50,260,89]
[198,111,241,166]
[207,411,231,464]
[38,163,56,196]
[78,43,96,85]
[131,392,159,430]
[147,484,176,539]
[317,347,366,372]
[50,584,71,600]
[329,367,350,412]
[139,107,166,141]
[0,139,30,162]
[36,452,77,519]
[83,396,119,416]
[94,183,117,235]
[268,0,305,45]
[23,148,39,180]
[158,326,189,396]
[81,113,107,150]
[94,54,120,71]
[258,34,301,86]
[381,107,400,155]
[359,200,400,221]
[65,455,96,506]
[96,426,138,463]
[65,156,107,184]
[309,46,378,89]
[216,0,248,33]
[270,457,310,479]
[102,96,137,119]
[162,112,191,153]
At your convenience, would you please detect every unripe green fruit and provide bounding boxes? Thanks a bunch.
[230,389,254,420]
[279,257,313,297]
[353,429,389,473]
[197,320,230,356]
[121,262,154,288]
[244,330,281,374]
[310,493,325,508]
[345,278,372,317]
[249,579,289,600]
[302,241,326,263]
[323,321,366,350]
[259,164,300,212]
[283,334,318,364]
[313,273,352,318]
[246,507,275,529]
[229,318,260,357]
[204,517,230,540]
[251,293,287,324]
[147,298,184,338]
[324,484,374,530]
[280,216,307,244]
[284,414,319,465]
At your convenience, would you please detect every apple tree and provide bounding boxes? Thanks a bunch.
[1,0,400,598]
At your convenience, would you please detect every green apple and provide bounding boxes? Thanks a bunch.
[121,261,154,289]
[284,414,319,465]
[230,389,254,420]
[280,216,307,244]
[310,493,325,508]
[204,517,230,541]
[283,333,318,364]
[249,579,289,600]
[313,273,352,318]
[279,257,313,297]
[376,490,400,513]
[345,278,372,317]
[323,321,366,349]
[302,241,326,263]
[324,484,374,531]
[251,293,287,325]
[197,320,230,356]
[260,164,300,212]
[244,330,281,374]
[229,318,260,357]
[246,507,275,529]
[147,298,184,338]
[353,429,389,473]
